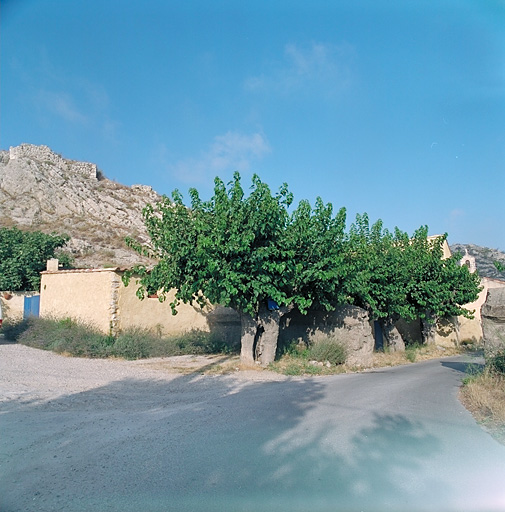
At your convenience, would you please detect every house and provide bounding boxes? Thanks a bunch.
[454,249,505,343]
[393,245,505,346]
[39,235,502,352]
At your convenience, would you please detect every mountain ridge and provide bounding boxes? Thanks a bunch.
[0,144,160,268]
[1,143,504,277]
[449,243,505,280]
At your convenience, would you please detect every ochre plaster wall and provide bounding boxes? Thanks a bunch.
[38,269,240,338]
[0,292,29,322]
[117,282,211,335]
[40,270,115,332]
[457,277,505,343]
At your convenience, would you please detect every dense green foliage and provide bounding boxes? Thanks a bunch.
[403,230,482,320]
[126,172,483,359]
[0,227,70,291]
[494,261,505,273]
[3,317,234,360]
[344,214,412,322]
[344,215,482,326]
[125,172,348,317]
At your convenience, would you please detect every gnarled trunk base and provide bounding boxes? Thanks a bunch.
[421,311,437,345]
[382,319,405,352]
[240,306,287,365]
[239,313,257,365]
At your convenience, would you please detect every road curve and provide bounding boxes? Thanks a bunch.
[1,344,504,512]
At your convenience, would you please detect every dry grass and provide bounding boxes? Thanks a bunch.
[460,371,505,444]
[269,354,348,376]
[370,344,463,368]
[137,354,241,375]
[267,343,465,377]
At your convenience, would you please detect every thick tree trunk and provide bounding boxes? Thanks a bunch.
[239,305,288,365]
[239,313,257,365]
[452,316,461,347]
[421,311,437,345]
[254,307,283,364]
[381,318,405,352]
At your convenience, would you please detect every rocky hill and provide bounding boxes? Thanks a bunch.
[0,144,161,268]
[450,243,505,280]
[2,144,504,277]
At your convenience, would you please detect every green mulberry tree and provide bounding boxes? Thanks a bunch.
[0,227,70,291]
[125,172,348,364]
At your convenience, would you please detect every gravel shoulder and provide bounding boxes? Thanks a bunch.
[0,343,287,408]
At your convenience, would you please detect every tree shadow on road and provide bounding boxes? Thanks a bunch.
[1,365,462,512]
[440,359,484,374]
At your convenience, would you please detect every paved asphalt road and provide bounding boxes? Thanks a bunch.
[1,346,505,512]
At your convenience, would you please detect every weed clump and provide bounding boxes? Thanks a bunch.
[487,349,505,375]
[308,339,347,366]
[270,338,347,376]
[460,348,505,445]
[4,317,236,360]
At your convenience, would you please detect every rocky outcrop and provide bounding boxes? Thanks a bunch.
[0,144,162,268]
[481,288,505,359]
[450,243,505,279]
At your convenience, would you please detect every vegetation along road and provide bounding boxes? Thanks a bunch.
[1,343,504,512]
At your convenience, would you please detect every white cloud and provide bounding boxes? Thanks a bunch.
[245,41,355,97]
[38,90,88,124]
[169,131,271,184]
[36,83,119,143]
[28,51,119,141]
[450,208,465,220]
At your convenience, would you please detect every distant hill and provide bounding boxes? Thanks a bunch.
[2,144,504,277]
[450,243,505,280]
[0,144,161,268]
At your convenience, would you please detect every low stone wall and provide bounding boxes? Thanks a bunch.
[9,144,97,179]
[279,305,375,366]
[206,306,241,348]
[481,288,505,359]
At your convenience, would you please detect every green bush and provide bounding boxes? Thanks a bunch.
[307,339,347,365]
[17,317,107,357]
[8,317,236,360]
[487,349,505,375]
[171,329,233,355]
[110,329,150,360]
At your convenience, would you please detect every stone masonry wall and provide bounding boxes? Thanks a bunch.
[279,305,375,366]
[481,288,505,359]
[9,144,97,179]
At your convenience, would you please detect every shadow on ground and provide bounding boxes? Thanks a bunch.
[441,359,484,374]
[0,361,454,512]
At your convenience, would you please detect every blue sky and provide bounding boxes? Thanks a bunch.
[2,0,504,249]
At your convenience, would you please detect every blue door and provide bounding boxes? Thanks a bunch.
[23,295,40,319]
